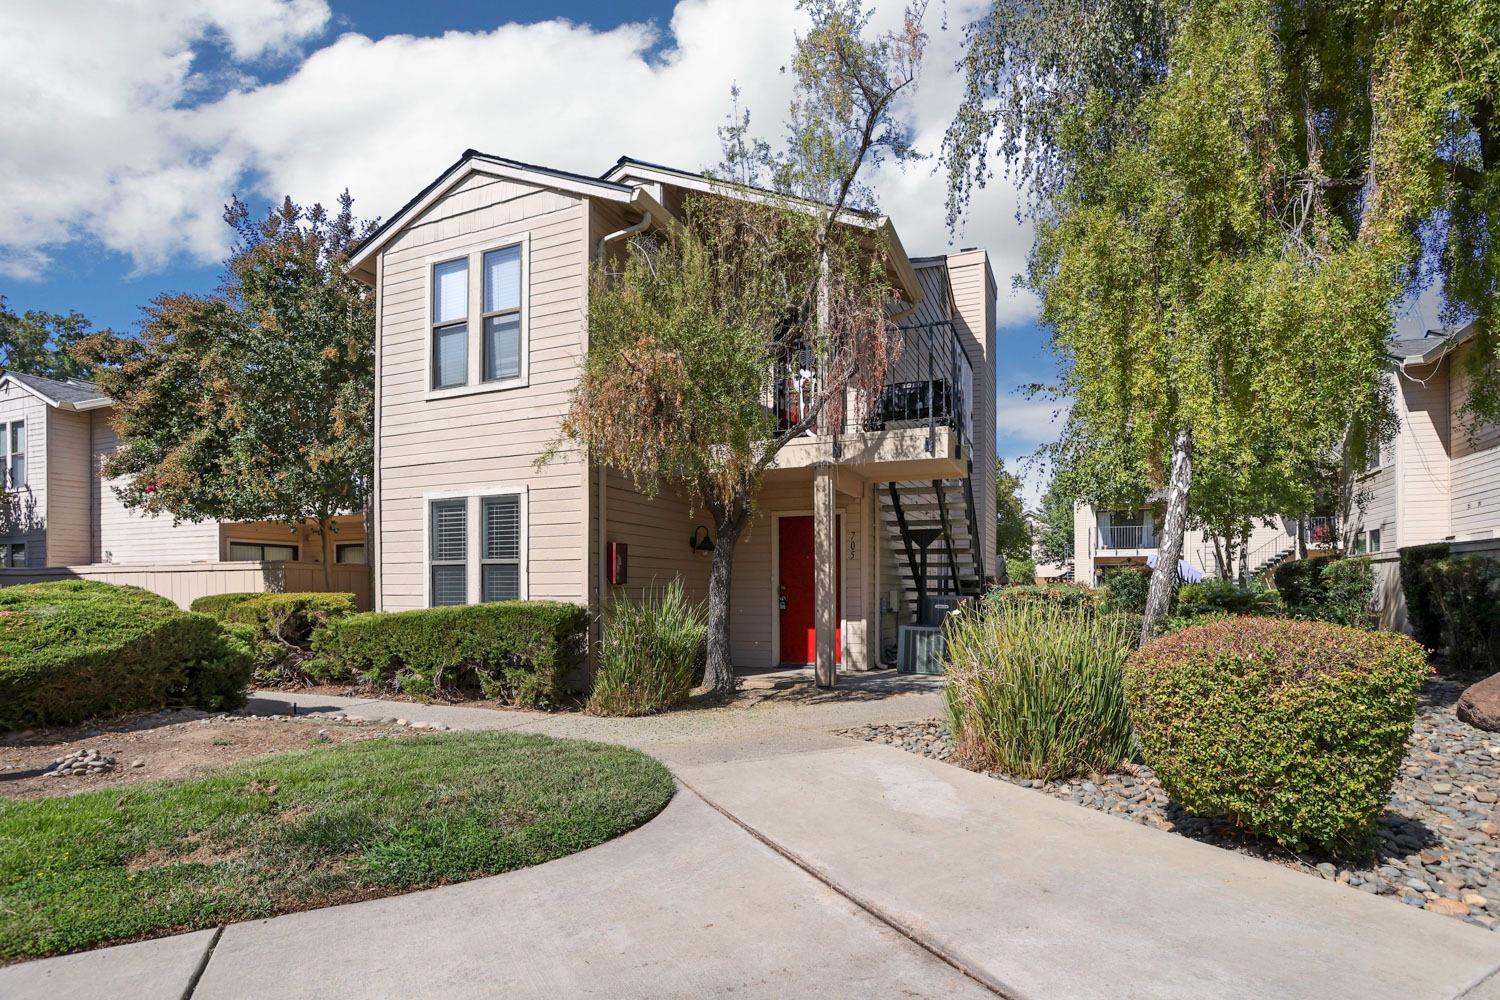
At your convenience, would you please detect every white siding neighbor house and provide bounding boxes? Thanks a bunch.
[0,372,368,608]
[348,150,999,677]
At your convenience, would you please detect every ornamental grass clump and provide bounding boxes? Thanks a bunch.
[945,602,1136,781]
[588,580,707,717]
[1126,618,1428,854]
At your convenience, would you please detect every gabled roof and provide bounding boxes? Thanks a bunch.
[604,156,922,303]
[1392,321,1478,368]
[346,150,668,283]
[0,371,111,410]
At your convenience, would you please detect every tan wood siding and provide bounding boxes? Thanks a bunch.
[91,413,219,563]
[1450,342,1500,539]
[1394,364,1452,546]
[376,176,590,610]
[0,384,49,565]
[44,408,92,564]
[947,250,998,571]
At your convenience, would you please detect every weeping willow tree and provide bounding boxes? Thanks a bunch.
[944,0,1500,637]
[556,0,926,694]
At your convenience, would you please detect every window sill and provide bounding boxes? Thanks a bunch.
[424,377,529,402]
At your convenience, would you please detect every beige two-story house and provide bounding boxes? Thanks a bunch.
[0,371,368,607]
[347,151,998,677]
[1348,323,1500,628]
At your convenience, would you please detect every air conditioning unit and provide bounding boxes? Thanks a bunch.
[918,594,970,627]
[897,625,946,675]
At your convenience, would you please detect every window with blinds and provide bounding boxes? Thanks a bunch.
[482,494,521,601]
[430,499,468,606]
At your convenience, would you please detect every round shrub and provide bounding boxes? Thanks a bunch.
[1100,567,1153,615]
[0,581,252,730]
[1175,579,1282,618]
[946,601,1136,780]
[1125,618,1428,853]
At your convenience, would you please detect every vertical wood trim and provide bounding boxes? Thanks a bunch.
[373,250,384,611]
[814,463,838,686]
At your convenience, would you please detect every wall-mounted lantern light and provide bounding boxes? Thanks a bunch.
[690,526,715,555]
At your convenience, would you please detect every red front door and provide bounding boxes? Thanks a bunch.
[778,515,841,666]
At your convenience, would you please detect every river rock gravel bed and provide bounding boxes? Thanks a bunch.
[839,678,1500,931]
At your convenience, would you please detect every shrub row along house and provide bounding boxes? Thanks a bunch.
[1071,321,1500,630]
[344,151,999,675]
[0,371,368,608]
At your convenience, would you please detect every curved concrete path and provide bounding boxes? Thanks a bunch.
[6,678,1500,999]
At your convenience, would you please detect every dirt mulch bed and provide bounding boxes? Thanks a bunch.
[0,709,412,800]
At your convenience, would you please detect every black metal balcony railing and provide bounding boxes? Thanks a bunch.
[770,320,973,458]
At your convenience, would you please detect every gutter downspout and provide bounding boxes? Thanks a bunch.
[592,208,652,641]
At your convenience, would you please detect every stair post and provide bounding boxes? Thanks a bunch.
[814,462,838,688]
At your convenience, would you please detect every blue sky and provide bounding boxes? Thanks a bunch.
[0,0,1059,502]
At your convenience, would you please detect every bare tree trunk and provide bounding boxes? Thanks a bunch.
[318,515,334,592]
[1237,530,1249,587]
[1142,427,1193,644]
[701,512,746,696]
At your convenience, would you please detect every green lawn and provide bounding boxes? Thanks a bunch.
[0,732,675,962]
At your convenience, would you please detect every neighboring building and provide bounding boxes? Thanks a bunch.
[1348,323,1500,629]
[1024,511,1071,583]
[1071,499,1334,588]
[347,150,998,674]
[0,371,368,607]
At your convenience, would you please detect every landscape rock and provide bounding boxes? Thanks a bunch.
[1458,673,1500,731]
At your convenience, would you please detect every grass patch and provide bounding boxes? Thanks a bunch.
[0,732,674,961]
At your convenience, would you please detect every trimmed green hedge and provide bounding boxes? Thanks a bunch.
[1175,579,1282,618]
[1126,617,1428,853]
[191,592,358,686]
[1100,567,1153,615]
[983,583,1096,614]
[1272,558,1328,617]
[1272,556,1375,627]
[0,581,252,731]
[1424,555,1500,673]
[1400,543,1452,650]
[310,601,590,709]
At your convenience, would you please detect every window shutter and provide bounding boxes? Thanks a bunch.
[432,501,467,561]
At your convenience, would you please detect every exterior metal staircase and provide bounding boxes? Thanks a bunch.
[879,463,987,618]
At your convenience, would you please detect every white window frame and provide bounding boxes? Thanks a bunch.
[1,419,25,489]
[423,236,529,401]
[421,485,529,607]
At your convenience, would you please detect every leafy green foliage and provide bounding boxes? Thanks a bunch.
[310,602,589,709]
[1320,557,1377,629]
[1127,618,1428,853]
[983,582,1095,614]
[76,194,376,580]
[0,582,251,730]
[1100,567,1153,615]
[191,592,358,686]
[995,457,1032,560]
[1004,555,1036,585]
[1175,580,1282,619]
[945,601,1136,781]
[588,580,707,717]
[1033,475,1076,564]
[1399,543,1452,650]
[1273,556,1375,627]
[0,732,674,961]
[0,296,108,379]
[1423,555,1500,673]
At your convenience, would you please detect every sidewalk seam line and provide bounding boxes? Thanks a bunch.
[674,777,1023,1000]
[1456,960,1500,999]
[180,925,224,1000]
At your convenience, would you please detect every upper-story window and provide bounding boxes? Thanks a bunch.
[429,241,527,395]
[3,420,25,489]
[432,258,469,390]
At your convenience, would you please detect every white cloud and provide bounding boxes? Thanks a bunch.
[995,394,1070,444]
[0,0,1035,323]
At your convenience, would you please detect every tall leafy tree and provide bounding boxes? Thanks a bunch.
[944,0,1500,637]
[558,0,926,694]
[76,194,376,588]
[994,457,1031,561]
[1034,474,1075,566]
[0,296,107,379]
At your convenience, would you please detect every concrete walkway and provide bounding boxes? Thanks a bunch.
[7,679,1500,999]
